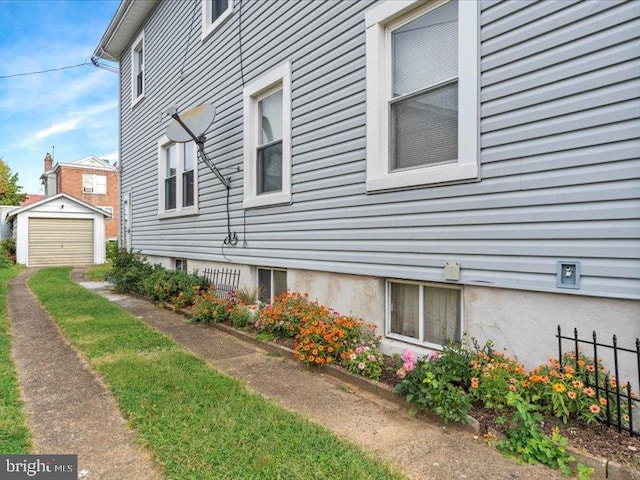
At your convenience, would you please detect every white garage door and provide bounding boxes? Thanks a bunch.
[28,218,94,267]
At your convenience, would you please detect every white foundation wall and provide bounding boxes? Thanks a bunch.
[288,269,385,326]
[141,256,639,386]
[465,286,640,384]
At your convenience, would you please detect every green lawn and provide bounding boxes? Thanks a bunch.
[84,262,110,282]
[0,266,32,453]
[30,267,403,480]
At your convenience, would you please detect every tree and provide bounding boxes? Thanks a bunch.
[0,159,26,205]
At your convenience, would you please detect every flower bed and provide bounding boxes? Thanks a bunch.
[106,251,639,476]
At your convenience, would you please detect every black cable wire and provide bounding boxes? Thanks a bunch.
[0,62,90,79]
[179,0,200,80]
[223,183,238,246]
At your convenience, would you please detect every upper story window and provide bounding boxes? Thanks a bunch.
[83,174,107,194]
[131,31,145,106]
[365,0,479,192]
[243,62,292,209]
[202,0,233,41]
[158,136,198,218]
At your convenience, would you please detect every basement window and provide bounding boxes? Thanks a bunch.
[258,267,287,303]
[386,280,462,348]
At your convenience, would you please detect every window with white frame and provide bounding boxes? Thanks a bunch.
[82,174,107,194]
[365,0,478,191]
[201,0,233,41]
[131,31,145,105]
[158,136,198,217]
[99,206,113,218]
[243,62,292,208]
[258,267,287,304]
[175,258,188,272]
[386,280,461,348]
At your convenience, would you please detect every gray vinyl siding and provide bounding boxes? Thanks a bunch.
[118,0,640,300]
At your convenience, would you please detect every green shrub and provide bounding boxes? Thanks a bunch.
[395,345,473,423]
[0,238,16,264]
[139,266,208,305]
[106,248,152,293]
[188,291,230,323]
[494,393,577,475]
[105,240,119,261]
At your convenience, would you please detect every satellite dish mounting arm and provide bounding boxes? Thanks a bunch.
[170,113,230,189]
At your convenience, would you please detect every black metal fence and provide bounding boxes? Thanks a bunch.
[202,268,240,300]
[557,325,639,437]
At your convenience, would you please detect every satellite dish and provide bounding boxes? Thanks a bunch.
[166,103,216,143]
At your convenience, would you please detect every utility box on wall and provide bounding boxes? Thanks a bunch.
[557,261,581,289]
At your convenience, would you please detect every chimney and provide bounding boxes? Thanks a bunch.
[44,153,53,172]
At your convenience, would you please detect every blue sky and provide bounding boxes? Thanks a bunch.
[0,0,120,194]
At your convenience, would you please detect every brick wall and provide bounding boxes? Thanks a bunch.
[57,167,120,240]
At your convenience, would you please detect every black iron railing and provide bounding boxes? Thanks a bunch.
[203,268,240,300]
[557,325,639,437]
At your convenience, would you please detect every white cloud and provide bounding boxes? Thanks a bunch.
[34,119,79,139]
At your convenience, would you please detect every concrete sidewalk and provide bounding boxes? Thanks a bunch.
[70,269,563,480]
[8,269,162,480]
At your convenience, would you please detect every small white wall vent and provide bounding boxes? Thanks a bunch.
[444,262,461,281]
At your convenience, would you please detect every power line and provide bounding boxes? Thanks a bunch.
[0,62,91,79]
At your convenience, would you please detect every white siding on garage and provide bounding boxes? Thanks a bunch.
[28,218,94,267]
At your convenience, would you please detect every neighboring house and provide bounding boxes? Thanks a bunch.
[7,193,109,267]
[40,153,120,240]
[20,194,46,207]
[93,0,639,372]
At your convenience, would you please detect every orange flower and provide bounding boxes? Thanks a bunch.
[572,380,583,389]
[470,377,479,389]
[583,387,595,397]
[567,391,577,400]
[599,397,607,406]
[586,364,596,373]
[589,404,601,414]
[508,385,517,392]
[541,376,550,384]
[563,365,574,374]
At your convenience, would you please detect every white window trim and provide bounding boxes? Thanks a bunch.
[98,206,113,218]
[201,0,234,42]
[157,135,199,219]
[82,174,107,195]
[131,30,145,107]
[365,0,479,192]
[243,62,292,209]
[385,279,463,350]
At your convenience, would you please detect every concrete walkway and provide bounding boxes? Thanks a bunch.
[8,269,162,480]
[69,270,563,480]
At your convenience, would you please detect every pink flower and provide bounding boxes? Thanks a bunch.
[430,351,441,361]
[349,353,357,361]
[401,349,418,364]
[402,349,418,372]
[358,362,366,370]
[368,354,377,362]
[355,346,364,354]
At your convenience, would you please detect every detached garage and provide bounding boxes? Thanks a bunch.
[8,193,109,267]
